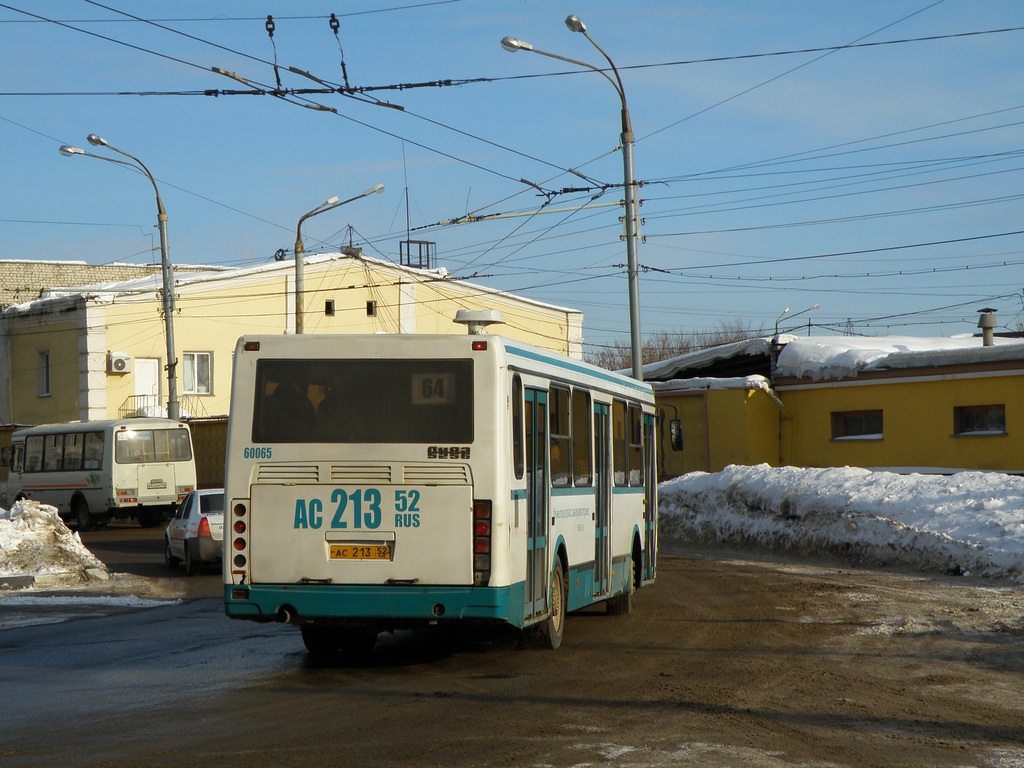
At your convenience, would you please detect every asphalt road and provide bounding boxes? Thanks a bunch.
[1,526,1023,767]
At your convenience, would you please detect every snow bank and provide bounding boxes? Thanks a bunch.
[0,500,109,586]
[659,464,1024,583]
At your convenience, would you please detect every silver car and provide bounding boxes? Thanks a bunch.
[165,489,224,575]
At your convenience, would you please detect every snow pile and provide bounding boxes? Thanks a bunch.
[0,500,109,586]
[775,335,1024,381]
[659,464,1024,583]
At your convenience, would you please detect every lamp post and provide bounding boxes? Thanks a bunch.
[294,183,385,334]
[502,16,644,380]
[774,304,820,336]
[59,135,180,420]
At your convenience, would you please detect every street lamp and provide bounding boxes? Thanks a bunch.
[59,135,180,420]
[293,183,384,334]
[502,16,644,380]
[774,304,820,336]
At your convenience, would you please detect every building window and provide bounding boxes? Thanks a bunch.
[954,405,1006,436]
[325,300,335,316]
[831,410,882,440]
[366,300,377,317]
[38,351,51,397]
[182,352,212,395]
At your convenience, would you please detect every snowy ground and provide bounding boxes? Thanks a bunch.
[2,465,1024,591]
[660,464,1024,584]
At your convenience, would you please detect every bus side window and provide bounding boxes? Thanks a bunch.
[10,443,23,473]
[43,434,64,472]
[83,432,104,470]
[64,433,85,470]
[572,388,592,486]
[549,386,571,487]
[512,375,524,480]
[627,404,643,486]
[25,435,44,473]
[612,400,627,486]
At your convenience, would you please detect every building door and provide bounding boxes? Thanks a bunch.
[134,358,161,416]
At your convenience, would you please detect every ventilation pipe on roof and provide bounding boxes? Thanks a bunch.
[977,308,997,347]
[454,309,504,335]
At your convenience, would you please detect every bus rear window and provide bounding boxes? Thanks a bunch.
[252,358,474,444]
[115,428,193,464]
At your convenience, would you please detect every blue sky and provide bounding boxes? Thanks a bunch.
[2,1,1022,354]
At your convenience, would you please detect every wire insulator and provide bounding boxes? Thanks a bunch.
[265,15,275,37]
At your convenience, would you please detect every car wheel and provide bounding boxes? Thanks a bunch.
[165,537,181,568]
[184,543,201,576]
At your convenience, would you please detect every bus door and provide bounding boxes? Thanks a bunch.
[643,413,658,582]
[524,388,549,622]
[593,402,611,599]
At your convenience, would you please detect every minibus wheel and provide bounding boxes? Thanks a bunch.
[73,497,92,532]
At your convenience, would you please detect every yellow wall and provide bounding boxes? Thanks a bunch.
[781,373,1020,472]
[656,387,780,477]
[655,369,1024,479]
[8,316,81,424]
[4,255,582,425]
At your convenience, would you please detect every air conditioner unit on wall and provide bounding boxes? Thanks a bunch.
[107,352,132,374]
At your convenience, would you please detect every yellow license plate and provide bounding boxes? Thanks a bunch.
[330,544,392,560]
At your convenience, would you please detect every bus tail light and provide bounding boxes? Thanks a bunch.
[230,501,249,576]
[116,488,138,504]
[473,499,491,586]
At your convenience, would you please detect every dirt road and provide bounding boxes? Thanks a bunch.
[185,552,1024,767]
[4,546,1024,767]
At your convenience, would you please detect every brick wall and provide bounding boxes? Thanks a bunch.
[0,261,220,307]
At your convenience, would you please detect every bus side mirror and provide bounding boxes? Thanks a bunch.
[669,419,683,451]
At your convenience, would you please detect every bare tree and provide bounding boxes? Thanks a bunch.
[586,320,763,371]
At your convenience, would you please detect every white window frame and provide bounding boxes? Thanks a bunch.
[182,351,213,396]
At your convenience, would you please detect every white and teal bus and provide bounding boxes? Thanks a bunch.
[8,418,196,530]
[223,312,657,654]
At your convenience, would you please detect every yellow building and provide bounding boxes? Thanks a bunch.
[647,332,1024,478]
[0,252,583,425]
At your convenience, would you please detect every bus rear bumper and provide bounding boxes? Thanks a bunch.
[224,582,526,628]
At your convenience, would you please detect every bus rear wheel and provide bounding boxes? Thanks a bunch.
[137,511,164,528]
[300,625,338,654]
[73,497,92,532]
[533,559,566,650]
[300,625,378,657]
[606,556,635,616]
